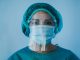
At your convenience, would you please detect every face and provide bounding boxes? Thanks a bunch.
[29,11,56,46]
[29,11,55,26]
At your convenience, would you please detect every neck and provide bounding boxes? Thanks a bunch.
[28,41,56,53]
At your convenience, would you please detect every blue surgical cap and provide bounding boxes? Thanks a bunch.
[21,3,63,37]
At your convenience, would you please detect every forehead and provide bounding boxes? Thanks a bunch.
[32,11,52,20]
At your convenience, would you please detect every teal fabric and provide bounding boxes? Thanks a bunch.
[8,46,80,60]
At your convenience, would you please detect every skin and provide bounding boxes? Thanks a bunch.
[29,11,57,53]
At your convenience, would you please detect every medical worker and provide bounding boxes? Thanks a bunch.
[8,3,80,60]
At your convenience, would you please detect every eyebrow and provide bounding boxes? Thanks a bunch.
[32,18,53,21]
[32,19,39,20]
[31,18,55,24]
[45,18,52,21]
[45,18,55,23]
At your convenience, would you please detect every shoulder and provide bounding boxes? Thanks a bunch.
[56,46,80,60]
[56,46,72,54]
[8,46,29,60]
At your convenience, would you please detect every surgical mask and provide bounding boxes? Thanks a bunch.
[29,25,55,45]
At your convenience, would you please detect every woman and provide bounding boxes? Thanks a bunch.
[8,3,80,60]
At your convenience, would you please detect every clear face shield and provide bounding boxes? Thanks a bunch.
[28,11,56,52]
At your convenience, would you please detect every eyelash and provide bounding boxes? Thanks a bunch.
[44,21,55,26]
[34,21,39,25]
[29,21,39,25]
[45,21,52,25]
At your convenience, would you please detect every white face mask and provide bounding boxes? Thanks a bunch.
[29,25,55,45]
[28,25,55,51]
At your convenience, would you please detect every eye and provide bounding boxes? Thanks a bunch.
[33,19,39,25]
[44,20,55,26]
[34,21,39,25]
[46,21,52,25]
[29,19,39,25]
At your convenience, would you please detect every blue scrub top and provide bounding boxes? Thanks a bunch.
[8,46,80,60]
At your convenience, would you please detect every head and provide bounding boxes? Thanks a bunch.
[22,3,63,37]
[28,11,56,45]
